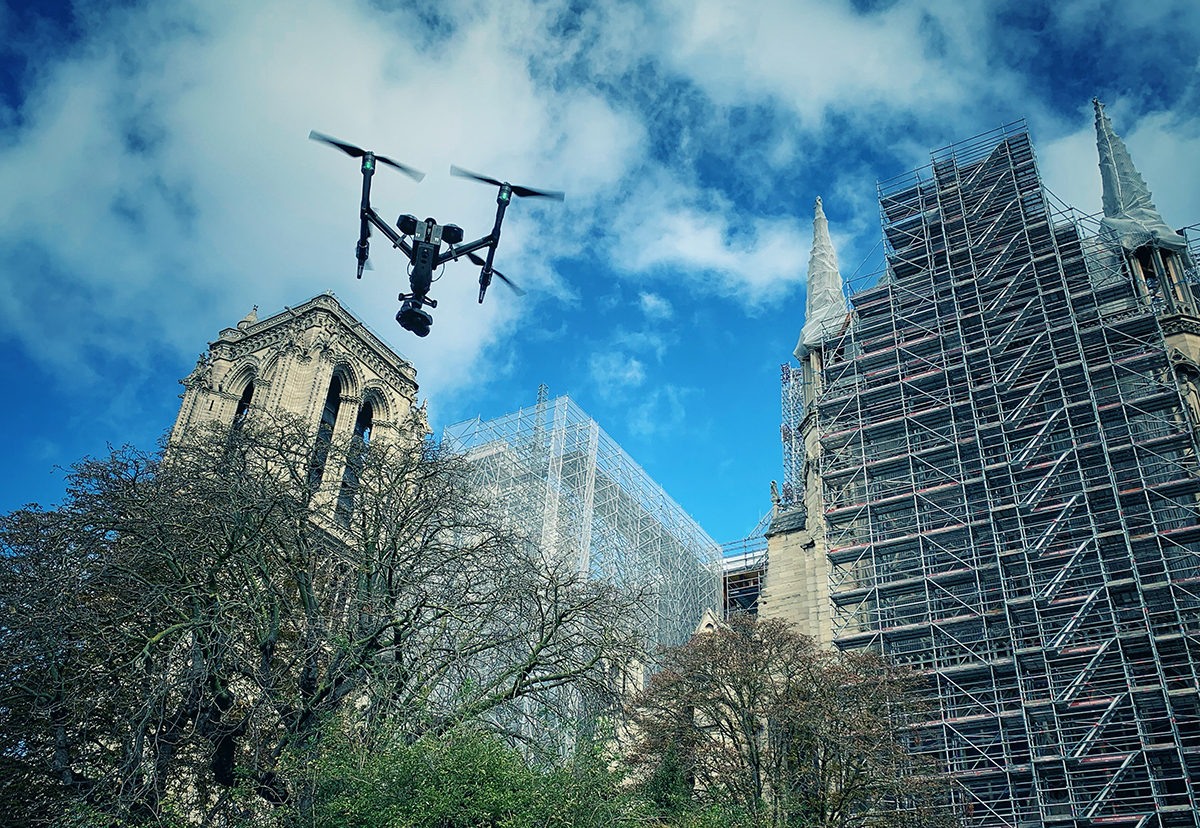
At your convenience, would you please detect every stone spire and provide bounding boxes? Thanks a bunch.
[237,305,259,331]
[1094,99,1186,252]
[795,196,848,360]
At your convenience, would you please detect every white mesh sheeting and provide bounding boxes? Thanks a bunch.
[795,196,848,359]
[1094,99,1186,253]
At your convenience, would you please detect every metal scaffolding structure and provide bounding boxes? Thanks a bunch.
[796,122,1200,826]
[781,362,807,505]
[442,391,722,651]
[722,535,768,616]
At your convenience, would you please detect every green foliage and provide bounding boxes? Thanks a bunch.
[626,615,959,828]
[302,728,643,828]
[642,744,693,816]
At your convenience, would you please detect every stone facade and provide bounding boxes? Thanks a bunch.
[762,348,834,647]
[172,293,425,447]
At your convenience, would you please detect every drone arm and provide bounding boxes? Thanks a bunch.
[355,155,376,278]
[437,234,494,265]
[476,196,510,303]
[362,207,413,258]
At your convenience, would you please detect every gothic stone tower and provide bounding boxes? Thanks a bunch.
[172,293,425,451]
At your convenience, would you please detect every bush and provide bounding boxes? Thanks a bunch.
[307,728,644,828]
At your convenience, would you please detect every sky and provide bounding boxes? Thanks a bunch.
[2,0,1199,545]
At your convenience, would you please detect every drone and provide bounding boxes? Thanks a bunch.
[310,130,563,337]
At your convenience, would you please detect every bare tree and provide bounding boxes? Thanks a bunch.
[626,614,957,828]
[0,413,644,825]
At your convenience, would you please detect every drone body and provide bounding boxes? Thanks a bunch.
[309,131,562,337]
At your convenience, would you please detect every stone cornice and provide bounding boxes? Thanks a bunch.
[1161,313,1200,337]
[246,294,414,376]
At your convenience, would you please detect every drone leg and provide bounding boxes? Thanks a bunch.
[356,232,369,279]
[356,153,376,278]
[478,193,510,303]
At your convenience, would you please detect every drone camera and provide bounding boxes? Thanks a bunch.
[397,299,433,337]
[397,214,419,236]
[442,224,464,245]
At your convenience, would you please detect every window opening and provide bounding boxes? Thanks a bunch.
[232,380,255,429]
[337,400,373,521]
[308,374,342,491]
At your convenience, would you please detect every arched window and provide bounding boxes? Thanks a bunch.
[337,400,374,521]
[232,380,255,429]
[353,400,374,444]
[308,374,343,491]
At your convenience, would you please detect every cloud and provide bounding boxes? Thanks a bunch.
[639,290,673,318]
[589,350,645,396]
[628,383,689,438]
[607,167,810,301]
[656,0,1024,132]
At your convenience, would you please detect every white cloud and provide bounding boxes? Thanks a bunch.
[628,383,689,438]
[607,167,810,302]
[656,0,1024,132]
[589,350,645,395]
[639,290,673,318]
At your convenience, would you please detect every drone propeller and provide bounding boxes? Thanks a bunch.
[450,165,563,200]
[466,251,526,296]
[309,131,425,182]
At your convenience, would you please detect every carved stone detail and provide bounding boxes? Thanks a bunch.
[171,294,423,447]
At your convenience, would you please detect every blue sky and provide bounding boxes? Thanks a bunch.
[2,0,1199,544]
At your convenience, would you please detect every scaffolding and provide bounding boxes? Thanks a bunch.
[722,535,769,616]
[442,392,722,651]
[802,122,1200,827]
[782,362,808,504]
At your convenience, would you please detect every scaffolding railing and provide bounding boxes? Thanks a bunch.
[722,535,768,617]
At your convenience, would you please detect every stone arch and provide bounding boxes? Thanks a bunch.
[223,358,259,398]
[258,351,282,385]
[328,359,362,400]
[359,382,394,424]
[224,360,259,425]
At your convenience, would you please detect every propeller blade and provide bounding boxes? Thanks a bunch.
[311,131,424,181]
[511,184,564,201]
[376,155,425,182]
[450,165,505,188]
[309,130,366,158]
[495,271,526,296]
[466,252,525,296]
[451,165,564,201]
